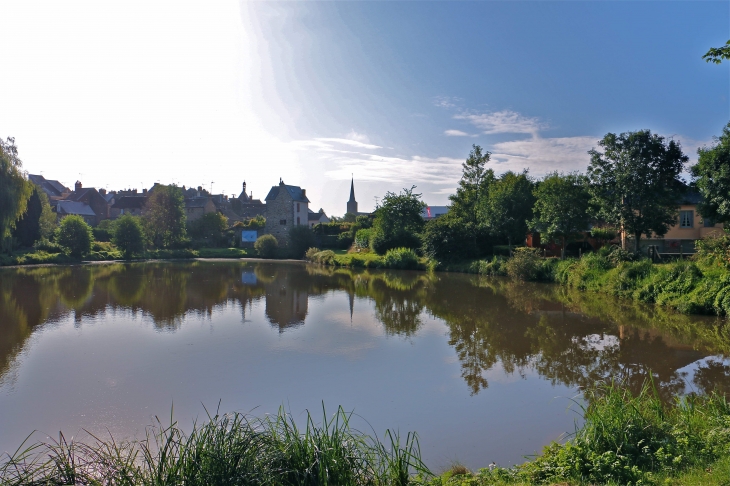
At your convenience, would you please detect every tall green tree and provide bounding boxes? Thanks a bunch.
[449,145,495,257]
[531,172,592,258]
[0,137,33,252]
[692,122,730,225]
[12,186,43,247]
[144,184,187,248]
[703,40,730,64]
[56,215,93,258]
[587,130,688,252]
[113,215,146,259]
[370,186,426,254]
[481,171,535,249]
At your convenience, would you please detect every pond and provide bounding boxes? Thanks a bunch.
[1,261,730,471]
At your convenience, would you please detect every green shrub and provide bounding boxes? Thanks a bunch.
[354,228,372,249]
[254,234,278,258]
[304,247,320,261]
[310,250,336,265]
[383,247,420,270]
[55,215,93,258]
[113,215,146,259]
[32,238,62,254]
[421,216,485,262]
[504,248,544,281]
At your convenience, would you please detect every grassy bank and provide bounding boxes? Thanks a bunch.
[0,247,251,266]
[3,381,730,485]
[306,248,430,271]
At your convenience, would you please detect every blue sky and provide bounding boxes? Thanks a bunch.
[1,1,728,215]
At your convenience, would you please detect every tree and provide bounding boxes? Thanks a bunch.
[449,145,495,256]
[144,184,187,248]
[289,225,316,258]
[12,186,43,248]
[587,130,688,252]
[481,171,535,249]
[113,215,146,259]
[0,137,33,252]
[343,212,357,223]
[370,186,426,254]
[37,190,57,240]
[188,211,228,243]
[692,122,730,225]
[531,172,592,258]
[56,215,93,258]
[703,40,730,64]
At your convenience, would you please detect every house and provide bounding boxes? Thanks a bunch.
[28,174,70,200]
[62,181,110,225]
[185,197,217,222]
[421,206,449,220]
[264,179,309,244]
[56,200,97,226]
[233,181,266,219]
[110,196,147,218]
[308,208,330,228]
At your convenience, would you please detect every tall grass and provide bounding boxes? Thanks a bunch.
[0,406,430,486]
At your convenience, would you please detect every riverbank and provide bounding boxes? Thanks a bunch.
[2,381,729,486]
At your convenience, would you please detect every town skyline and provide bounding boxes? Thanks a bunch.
[1,1,728,216]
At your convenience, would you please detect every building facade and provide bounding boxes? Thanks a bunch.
[264,180,310,245]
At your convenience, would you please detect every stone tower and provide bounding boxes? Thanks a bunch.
[347,177,358,215]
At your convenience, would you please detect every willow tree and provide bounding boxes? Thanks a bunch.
[0,137,32,252]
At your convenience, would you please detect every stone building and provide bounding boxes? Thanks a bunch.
[233,181,265,219]
[264,179,309,245]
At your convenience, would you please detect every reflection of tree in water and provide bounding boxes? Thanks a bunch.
[693,359,730,396]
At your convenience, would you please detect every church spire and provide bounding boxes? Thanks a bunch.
[347,177,358,215]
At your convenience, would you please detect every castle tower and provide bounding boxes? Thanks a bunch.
[347,177,358,215]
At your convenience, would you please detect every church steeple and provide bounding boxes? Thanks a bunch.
[347,177,358,215]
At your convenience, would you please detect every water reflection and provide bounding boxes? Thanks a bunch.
[1,261,730,400]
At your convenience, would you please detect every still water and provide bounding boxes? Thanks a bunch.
[1,261,730,470]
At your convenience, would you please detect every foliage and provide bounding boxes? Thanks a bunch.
[312,222,354,236]
[503,248,554,281]
[33,238,62,254]
[354,228,372,249]
[587,130,688,252]
[11,186,44,248]
[144,184,187,248]
[304,247,321,261]
[55,215,93,258]
[531,172,591,258]
[692,122,730,225]
[355,215,372,229]
[383,248,420,270]
[0,137,33,251]
[289,225,316,258]
[0,406,430,486]
[113,215,146,259]
[188,211,228,245]
[254,234,278,258]
[239,215,266,230]
[421,214,481,262]
[308,249,336,265]
[371,186,425,254]
[590,226,618,244]
[449,145,495,257]
[695,231,730,267]
[703,39,730,64]
[480,171,535,247]
[343,212,357,223]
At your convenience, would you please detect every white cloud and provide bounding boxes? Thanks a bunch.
[490,135,597,176]
[456,110,547,135]
[345,130,370,144]
[313,138,382,150]
[444,129,470,137]
[325,154,463,184]
[433,96,462,109]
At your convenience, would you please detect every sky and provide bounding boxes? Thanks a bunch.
[1,1,729,216]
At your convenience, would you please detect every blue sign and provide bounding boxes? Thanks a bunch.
[241,230,257,243]
[241,271,257,285]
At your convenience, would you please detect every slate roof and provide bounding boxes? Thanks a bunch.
[112,196,147,209]
[681,191,703,205]
[265,184,310,203]
[185,197,212,209]
[28,174,70,198]
[66,188,96,202]
[57,200,97,217]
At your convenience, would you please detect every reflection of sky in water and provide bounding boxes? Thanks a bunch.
[1,261,729,471]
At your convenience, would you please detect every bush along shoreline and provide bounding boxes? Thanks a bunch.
[3,380,730,486]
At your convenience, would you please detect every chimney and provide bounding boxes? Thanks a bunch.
[197,186,202,197]
[301,189,306,198]
[75,181,82,191]
[99,188,106,195]
[279,178,284,186]
[143,188,147,195]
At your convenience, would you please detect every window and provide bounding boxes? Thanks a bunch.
[297,203,300,212]
[679,210,694,228]
[297,217,300,225]
[280,219,286,225]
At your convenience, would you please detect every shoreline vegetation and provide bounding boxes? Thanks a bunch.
[2,381,730,486]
